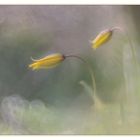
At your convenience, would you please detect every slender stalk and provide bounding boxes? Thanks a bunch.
[65,54,97,101]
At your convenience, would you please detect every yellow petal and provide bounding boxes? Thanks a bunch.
[29,53,65,70]
[91,29,113,49]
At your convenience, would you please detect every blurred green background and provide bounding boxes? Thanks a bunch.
[0,5,140,134]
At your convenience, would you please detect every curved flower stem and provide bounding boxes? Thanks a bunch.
[65,54,97,102]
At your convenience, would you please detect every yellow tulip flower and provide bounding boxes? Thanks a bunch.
[29,53,65,70]
[91,28,113,49]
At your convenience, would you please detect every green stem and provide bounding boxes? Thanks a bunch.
[65,55,97,101]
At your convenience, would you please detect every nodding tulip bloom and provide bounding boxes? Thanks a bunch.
[91,28,113,49]
[29,53,65,70]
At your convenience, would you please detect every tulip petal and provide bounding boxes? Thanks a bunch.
[29,53,65,70]
[91,29,113,49]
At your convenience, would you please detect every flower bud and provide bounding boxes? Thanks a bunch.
[91,28,113,49]
[29,53,65,70]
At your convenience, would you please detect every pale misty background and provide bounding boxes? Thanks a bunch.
[0,6,139,134]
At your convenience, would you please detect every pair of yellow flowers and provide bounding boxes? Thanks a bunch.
[29,28,113,70]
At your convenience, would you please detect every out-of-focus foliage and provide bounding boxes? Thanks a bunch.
[0,5,139,134]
